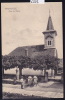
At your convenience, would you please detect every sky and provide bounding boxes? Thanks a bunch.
[1,2,63,58]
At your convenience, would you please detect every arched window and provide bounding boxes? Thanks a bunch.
[50,41,51,45]
[48,41,51,45]
[48,41,49,45]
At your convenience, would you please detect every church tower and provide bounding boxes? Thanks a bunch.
[43,14,57,49]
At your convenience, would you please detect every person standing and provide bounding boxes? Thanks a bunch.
[33,76,38,86]
[13,77,16,85]
[20,76,24,89]
[28,76,33,86]
[16,66,19,80]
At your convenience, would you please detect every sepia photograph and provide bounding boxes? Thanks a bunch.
[1,2,63,99]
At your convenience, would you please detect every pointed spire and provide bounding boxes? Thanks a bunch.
[46,11,54,30]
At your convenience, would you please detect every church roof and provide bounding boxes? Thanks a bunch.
[31,48,56,58]
[8,44,56,58]
[46,15,54,30]
[8,44,44,57]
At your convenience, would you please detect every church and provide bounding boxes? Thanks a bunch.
[3,14,59,78]
[8,15,58,59]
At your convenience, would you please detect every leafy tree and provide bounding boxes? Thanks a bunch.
[30,55,59,76]
[2,54,59,78]
[2,55,32,78]
[2,56,10,68]
[45,55,59,75]
[2,55,11,75]
[30,56,47,76]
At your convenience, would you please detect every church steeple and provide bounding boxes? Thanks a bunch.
[46,15,54,30]
[46,10,54,30]
[42,13,57,49]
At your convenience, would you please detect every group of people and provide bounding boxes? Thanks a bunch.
[14,67,38,89]
[20,76,38,89]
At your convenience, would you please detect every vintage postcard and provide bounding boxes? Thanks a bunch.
[1,2,63,98]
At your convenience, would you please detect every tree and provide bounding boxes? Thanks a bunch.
[2,55,32,79]
[2,56,12,68]
[30,56,47,76]
[13,56,32,79]
[30,55,59,77]
[44,55,59,76]
[2,55,11,75]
